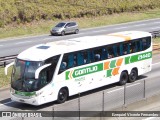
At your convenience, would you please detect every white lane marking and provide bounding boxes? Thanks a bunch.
[126,83,140,88]
[133,24,146,27]
[114,26,128,30]
[151,27,160,30]
[91,29,108,33]
[0,101,14,107]
[107,87,124,94]
[15,41,31,44]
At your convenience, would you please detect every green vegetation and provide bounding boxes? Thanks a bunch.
[153,37,160,44]
[0,0,160,26]
[0,67,12,88]
[0,9,160,39]
[0,0,160,38]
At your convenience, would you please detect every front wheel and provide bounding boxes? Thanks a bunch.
[119,71,128,85]
[57,88,68,104]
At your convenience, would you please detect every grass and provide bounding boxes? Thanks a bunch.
[0,67,12,88]
[1,8,160,39]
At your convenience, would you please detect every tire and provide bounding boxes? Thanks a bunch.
[57,88,68,104]
[119,71,128,85]
[61,31,65,36]
[128,69,137,83]
[75,29,79,34]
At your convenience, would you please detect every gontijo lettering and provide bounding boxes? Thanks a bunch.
[75,66,98,76]
[66,63,103,80]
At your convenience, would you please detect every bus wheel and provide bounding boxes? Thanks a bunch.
[119,71,128,85]
[129,69,137,83]
[57,88,68,104]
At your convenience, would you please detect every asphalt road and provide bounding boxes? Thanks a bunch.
[0,18,160,57]
[0,18,160,120]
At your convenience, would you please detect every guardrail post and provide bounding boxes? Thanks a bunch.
[52,105,54,120]
[102,91,104,120]
[78,92,80,120]
[144,79,146,99]
[124,84,126,107]
[4,61,6,67]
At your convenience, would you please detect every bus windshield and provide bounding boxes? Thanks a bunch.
[11,59,46,92]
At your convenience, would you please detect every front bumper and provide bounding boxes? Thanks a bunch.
[11,94,40,106]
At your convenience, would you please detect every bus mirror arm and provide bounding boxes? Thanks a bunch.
[5,62,14,75]
[35,63,51,79]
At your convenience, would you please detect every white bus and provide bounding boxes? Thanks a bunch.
[5,31,152,105]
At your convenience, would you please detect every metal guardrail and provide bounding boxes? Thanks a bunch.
[0,54,17,67]
[0,31,159,67]
[150,30,160,38]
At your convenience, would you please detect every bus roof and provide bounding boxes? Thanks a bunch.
[18,31,151,61]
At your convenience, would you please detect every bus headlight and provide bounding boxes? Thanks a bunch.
[10,88,15,94]
[35,91,43,97]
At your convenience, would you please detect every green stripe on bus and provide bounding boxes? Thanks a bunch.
[107,69,112,77]
[125,51,152,64]
[15,91,36,96]
[110,60,116,68]
[125,57,130,64]
[72,63,103,78]
[65,71,70,80]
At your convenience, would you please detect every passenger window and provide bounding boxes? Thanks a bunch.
[59,53,77,73]
[77,51,84,66]
[123,42,130,55]
[94,49,102,62]
[101,48,108,60]
[142,37,151,50]
[108,47,114,58]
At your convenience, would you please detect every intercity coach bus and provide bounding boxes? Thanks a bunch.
[5,31,152,105]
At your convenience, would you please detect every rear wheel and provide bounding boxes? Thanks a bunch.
[75,29,79,34]
[119,71,128,85]
[57,88,68,104]
[129,69,137,82]
[61,31,65,36]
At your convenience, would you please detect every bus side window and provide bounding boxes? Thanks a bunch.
[119,43,123,56]
[135,40,141,52]
[113,45,117,57]
[87,50,95,63]
[77,52,84,66]
[130,41,136,53]
[83,51,88,64]
[116,43,122,56]
[139,39,143,51]
[108,47,114,58]
[142,37,151,50]
[67,53,75,68]
[101,48,108,60]
[94,49,102,62]
[123,42,130,55]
